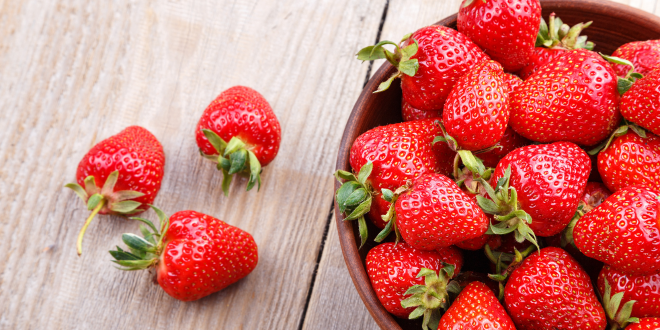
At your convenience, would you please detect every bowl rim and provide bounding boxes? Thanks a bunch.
[334,0,660,329]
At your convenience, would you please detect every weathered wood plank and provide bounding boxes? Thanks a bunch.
[304,1,660,329]
[0,0,386,329]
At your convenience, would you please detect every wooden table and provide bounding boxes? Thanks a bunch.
[1,0,659,329]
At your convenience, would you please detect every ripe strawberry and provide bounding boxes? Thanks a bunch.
[335,119,455,246]
[438,281,515,330]
[357,26,488,111]
[611,40,660,77]
[502,73,523,97]
[65,126,165,256]
[477,127,530,168]
[110,207,258,301]
[490,142,591,237]
[366,242,463,321]
[458,0,541,72]
[518,13,595,80]
[401,100,441,122]
[393,173,489,250]
[620,68,660,136]
[627,318,660,329]
[504,247,607,330]
[443,60,509,151]
[196,86,281,195]
[510,49,621,146]
[574,185,660,276]
[598,265,660,318]
[597,131,660,192]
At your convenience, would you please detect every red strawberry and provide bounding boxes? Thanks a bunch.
[110,207,258,301]
[518,13,595,80]
[477,127,530,168]
[598,265,660,318]
[504,247,607,330]
[490,142,591,237]
[335,119,456,245]
[443,60,509,151]
[620,68,660,136]
[574,185,660,276]
[627,318,660,329]
[196,86,281,195]
[366,242,463,320]
[510,49,621,146]
[502,73,523,97]
[458,0,541,72]
[357,26,488,111]
[439,281,515,330]
[611,40,660,77]
[393,173,490,250]
[597,131,660,192]
[65,126,165,256]
[401,100,441,122]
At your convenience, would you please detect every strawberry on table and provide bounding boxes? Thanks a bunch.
[510,49,621,146]
[65,126,165,256]
[611,39,660,77]
[438,281,515,330]
[620,68,660,136]
[574,185,660,276]
[458,0,541,72]
[504,247,607,330]
[196,86,281,195]
[598,265,660,319]
[401,100,441,122]
[366,242,463,328]
[357,26,488,110]
[110,207,258,302]
[597,131,660,192]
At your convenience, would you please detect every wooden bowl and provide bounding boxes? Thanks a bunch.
[334,0,660,329]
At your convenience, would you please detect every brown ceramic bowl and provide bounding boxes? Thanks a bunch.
[334,0,660,329]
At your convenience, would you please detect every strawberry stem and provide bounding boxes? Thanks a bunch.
[77,198,106,256]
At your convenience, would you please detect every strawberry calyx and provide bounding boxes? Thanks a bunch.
[476,165,540,251]
[536,13,594,51]
[109,205,170,271]
[334,162,374,248]
[588,119,647,155]
[200,129,262,196]
[602,278,640,330]
[65,170,145,256]
[356,34,419,93]
[600,54,644,95]
[401,265,461,330]
[374,182,411,244]
[433,121,496,184]
[485,243,537,300]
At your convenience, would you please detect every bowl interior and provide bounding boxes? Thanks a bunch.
[335,0,660,329]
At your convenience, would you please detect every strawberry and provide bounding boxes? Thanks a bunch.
[504,247,607,330]
[502,73,523,97]
[357,26,488,110]
[510,49,621,146]
[389,173,489,251]
[455,233,500,251]
[598,265,660,319]
[335,119,455,246]
[401,100,441,122]
[627,318,660,329]
[366,242,463,324]
[443,60,509,151]
[488,142,591,237]
[574,185,660,276]
[110,207,258,301]
[438,281,515,330]
[518,13,595,80]
[620,68,660,136]
[611,40,660,77]
[477,127,530,168]
[65,126,165,256]
[196,86,281,195]
[581,182,611,213]
[597,131,660,192]
[458,0,541,72]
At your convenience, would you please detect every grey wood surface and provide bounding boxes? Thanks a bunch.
[0,0,658,329]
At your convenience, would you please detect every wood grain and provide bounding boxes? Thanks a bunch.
[0,0,386,329]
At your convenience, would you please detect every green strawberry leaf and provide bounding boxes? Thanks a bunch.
[336,181,361,213]
[228,149,248,175]
[345,188,368,207]
[357,161,373,185]
[375,72,400,93]
[345,196,372,220]
[65,183,88,202]
[357,216,368,248]
[335,170,357,183]
[201,129,227,155]
[381,188,394,203]
[110,200,142,214]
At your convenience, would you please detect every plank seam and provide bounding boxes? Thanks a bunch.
[362,0,391,88]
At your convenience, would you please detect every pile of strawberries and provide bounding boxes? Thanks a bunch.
[65,86,281,301]
[336,0,660,329]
